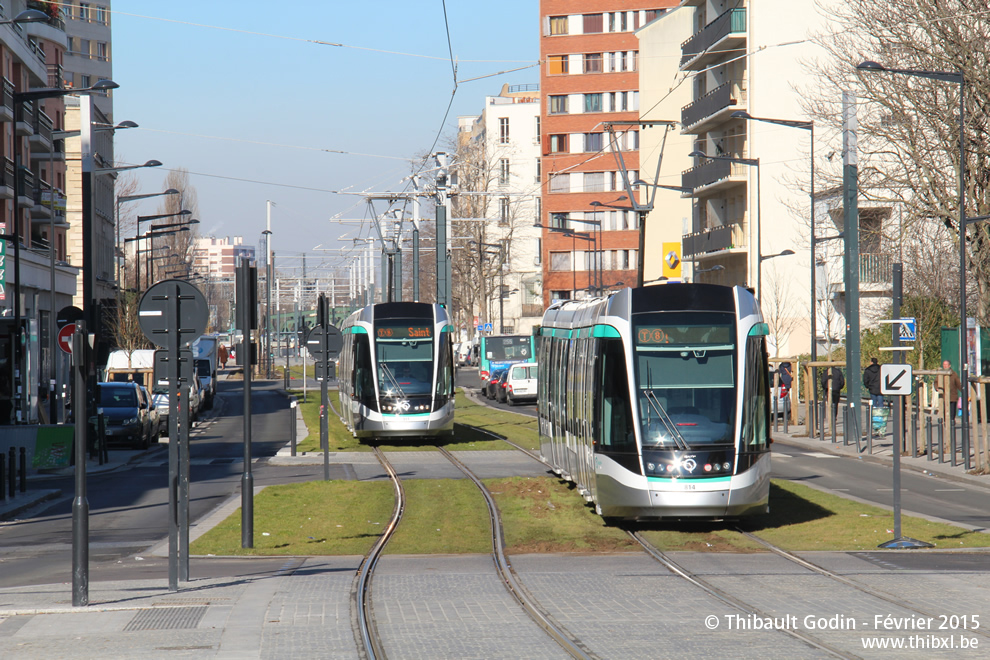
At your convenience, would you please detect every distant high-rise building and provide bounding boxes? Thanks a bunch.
[191,236,256,281]
[63,0,113,119]
[538,2,677,305]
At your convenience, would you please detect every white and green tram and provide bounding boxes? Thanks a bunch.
[338,302,455,440]
[538,284,772,521]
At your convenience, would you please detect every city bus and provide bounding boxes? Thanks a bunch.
[479,334,537,387]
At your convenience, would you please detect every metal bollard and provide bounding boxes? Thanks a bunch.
[910,411,918,457]
[290,398,298,457]
[783,397,789,434]
[7,447,14,498]
[0,453,5,501]
[19,447,26,493]
[950,416,958,467]
[97,412,106,465]
[937,417,944,463]
[926,416,933,461]
[819,401,826,442]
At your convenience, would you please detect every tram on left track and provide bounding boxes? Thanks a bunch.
[337,302,455,440]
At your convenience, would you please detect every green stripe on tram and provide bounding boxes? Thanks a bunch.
[646,476,732,484]
[344,326,368,334]
[441,324,454,332]
[592,324,621,338]
[748,322,769,337]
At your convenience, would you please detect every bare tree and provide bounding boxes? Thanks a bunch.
[761,262,800,357]
[148,168,199,284]
[805,0,990,322]
[107,290,150,352]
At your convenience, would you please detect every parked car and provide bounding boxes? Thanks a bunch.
[153,381,202,437]
[485,368,507,400]
[505,362,538,405]
[140,385,161,442]
[495,370,510,403]
[96,382,153,450]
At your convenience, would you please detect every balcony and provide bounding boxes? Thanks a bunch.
[0,158,14,199]
[15,99,34,136]
[28,106,53,154]
[860,253,892,284]
[31,181,54,219]
[47,63,64,89]
[682,223,747,259]
[681,8,746,70]
[17,166,35,208]
[682,158,733,191]
[0,78,13,122]
[681,81,742,132]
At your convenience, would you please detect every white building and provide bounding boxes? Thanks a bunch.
[456,84,543,336]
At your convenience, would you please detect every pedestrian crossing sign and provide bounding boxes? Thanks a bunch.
[899,317,916,341]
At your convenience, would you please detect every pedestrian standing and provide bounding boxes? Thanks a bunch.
[863,357,883,409]
[820,365,845,423]
[936,359,962,417]
[218,343,229,369]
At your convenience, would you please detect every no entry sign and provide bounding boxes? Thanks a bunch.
[58,323,76,354]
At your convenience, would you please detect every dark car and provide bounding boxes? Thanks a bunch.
[485,369,507,400]
[96,382,153,449]
[495,370,510,403]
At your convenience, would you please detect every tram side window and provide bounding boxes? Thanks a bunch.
[435,330,454,406]
[354,334,378,411]
[597,337,635,453]
[740,336,769,451]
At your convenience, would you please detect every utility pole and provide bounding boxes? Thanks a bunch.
[435,152,452,310]
[842,91,862,448]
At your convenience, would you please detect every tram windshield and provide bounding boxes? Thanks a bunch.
[632,312,736,448]
[375,321,434,397]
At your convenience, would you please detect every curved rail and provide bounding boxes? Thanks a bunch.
[629,531,858,660]
[352,447,404,660]
[437,446,597,660]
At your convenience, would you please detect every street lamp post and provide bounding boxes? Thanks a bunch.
[263,229,272,378]
[689,151,762,296]
[117,188,179,290]
[856,61,971,467]
[134,210,190,290]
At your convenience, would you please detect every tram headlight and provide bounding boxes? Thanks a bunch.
[722,462,731,471]
[704,464,712,472]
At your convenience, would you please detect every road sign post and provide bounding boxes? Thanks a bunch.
[138,278,208,588]
[71,321,89,607]
[235,260,258,549]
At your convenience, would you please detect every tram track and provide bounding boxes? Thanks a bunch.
[734,526,990,644]
[352,446,403,660]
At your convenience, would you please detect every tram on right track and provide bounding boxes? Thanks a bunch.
[537,283,771,521]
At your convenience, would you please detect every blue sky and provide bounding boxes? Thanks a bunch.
[111,1,538,262]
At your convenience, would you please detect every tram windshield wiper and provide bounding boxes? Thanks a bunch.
[642,390,689,450]
[380,363,405,398]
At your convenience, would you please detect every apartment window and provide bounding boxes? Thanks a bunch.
[549,134,568,153]
[551,290,571,301]
[498,158,510,185]
[549,95,569,114]
[549,16,568,35]
[584,93,602,113]
[79,3,90,20]
[646,9,660,23]
[631,51,639,72]
[96,5,109,24]
[536,198,542,225]
[80,39,91,57]
[619,91,628,111]
[584,132,603,153]
[550,252,572,272]
[97,42,108,61]
[550,212,569,229]
[535,239,542,265]
[549,173,570,193]
[499,117,509,144]
[535,116,540,139]
[81,74,91,88]
[547,55,569,75]
[621,12,628,31]
[535,158,541,184]
[584,53,603,74]
[583,172,605,192]
[609,12,616,32]
[583,14,603,33]
[499,197,510,224]
[619,52,627,72]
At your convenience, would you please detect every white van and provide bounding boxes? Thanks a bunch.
[505,362,538,405]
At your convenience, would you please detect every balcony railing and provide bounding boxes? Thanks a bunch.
[681,8,746,67]
[1,157,14,190]
[860,253,892,283]
[682,157,731,190]
[17,166,35,199]
[682,223,745,258]
[681,81,737,129]
[46,63,64,89]
[32,106,53,143]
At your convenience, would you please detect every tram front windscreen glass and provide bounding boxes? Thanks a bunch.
[375,321,434,396]
[632,312,736,448]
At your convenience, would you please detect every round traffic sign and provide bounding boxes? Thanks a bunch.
[138,279,208,349]
[56,305,83,329]
[57,323,76,354]
[306,324,343,361]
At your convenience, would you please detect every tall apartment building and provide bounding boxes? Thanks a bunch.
[456,84,543,337]
[539,2,677,306]
[0,1,79,423]
[62,0,112,118]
